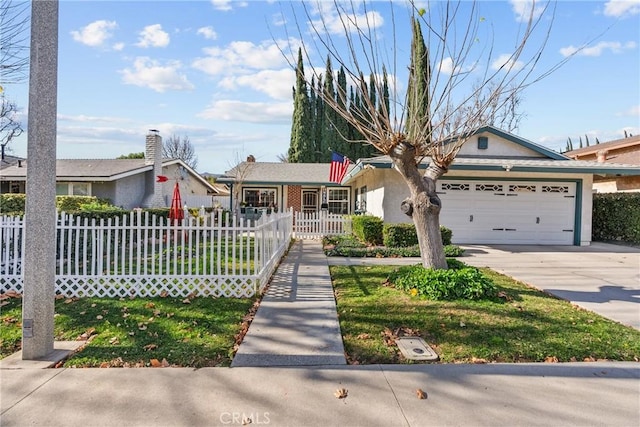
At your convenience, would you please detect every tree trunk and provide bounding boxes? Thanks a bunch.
[391,142,448,270]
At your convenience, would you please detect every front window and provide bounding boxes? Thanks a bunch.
[327,188,349,214]
[243,188,277,209]
[55,182,91,196]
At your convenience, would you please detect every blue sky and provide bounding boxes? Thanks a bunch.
[3,0,640,173]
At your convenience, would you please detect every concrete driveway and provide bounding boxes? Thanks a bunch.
[461,242,640,330]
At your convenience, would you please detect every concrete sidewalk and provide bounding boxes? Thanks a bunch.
[232,240,345,367]
[2,362,638,426]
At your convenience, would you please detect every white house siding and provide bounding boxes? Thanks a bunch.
[457,132,548,158]
[356,168,593,246]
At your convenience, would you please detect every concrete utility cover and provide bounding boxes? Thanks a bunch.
[395,337,439,361]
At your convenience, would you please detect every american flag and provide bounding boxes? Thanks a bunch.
[329,152,351,183]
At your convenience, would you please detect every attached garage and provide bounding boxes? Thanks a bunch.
[439,179,577,245]
[343,126,640,246]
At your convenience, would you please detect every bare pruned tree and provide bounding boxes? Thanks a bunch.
[0,0,30,86]
[0,97,23,158]
[163,134,198,169]
[283,0,572,269]
[225,151,255,215]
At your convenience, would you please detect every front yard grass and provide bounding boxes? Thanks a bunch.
[0,295,255,367]
[331,265,640,364]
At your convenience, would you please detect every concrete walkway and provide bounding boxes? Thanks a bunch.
[232,240,346,366]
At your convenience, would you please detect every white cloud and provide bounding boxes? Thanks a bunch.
[559,41,637,57]
[113,42,125,51]
[437,57,475,76]
[58,114,133,123]
[310,2,384,35]
[211,0,248,11]
[490,54,524,71]
[197,26,218,40]
[120,57,194,92]
[136,24,170,48]
[508,0,546,22]
[70,20,117,47]
[438,57,456,75]
[617,105,640,117]
[604,0,640,17]
[193,38,300,76]
[218,69,295,100]
[198,100,292,123]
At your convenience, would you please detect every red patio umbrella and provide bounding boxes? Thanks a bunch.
[169,182,184,225]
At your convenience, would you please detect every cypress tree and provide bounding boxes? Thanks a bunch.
[320,56,337,162]
[288,48,314,163]
[406,18,431,143]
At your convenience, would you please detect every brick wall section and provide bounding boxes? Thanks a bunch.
[288,185,302,213]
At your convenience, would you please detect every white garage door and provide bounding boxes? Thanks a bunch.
[439,180,576,245]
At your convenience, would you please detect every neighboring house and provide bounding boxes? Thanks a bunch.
[564,135,640,193]
[0,131,221,209]
[220,126,640,246]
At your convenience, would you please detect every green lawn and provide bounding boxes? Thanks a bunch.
[331,265,640,364]
[0,294,256,367]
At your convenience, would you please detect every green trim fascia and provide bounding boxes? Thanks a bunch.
[574,180,582,246]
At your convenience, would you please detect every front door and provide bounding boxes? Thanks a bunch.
[302,190,318,213]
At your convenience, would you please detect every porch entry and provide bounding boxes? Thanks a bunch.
[302,190,318,213]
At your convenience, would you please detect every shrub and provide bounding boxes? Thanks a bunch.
[593,193,640,244]
[387,261,496,300]
[440,226,453,246]
[351,215,383,245]
[383,223,417,247]
[0,193,26,215]
[382,223,454,247]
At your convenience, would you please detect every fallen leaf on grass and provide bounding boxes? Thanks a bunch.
[497,291,512,301]
[109,337,120,345]
[182,298,191,304]
[471,357,488,364]
[545,356,558,363]
[145,302,155,309]
[160,290,169,298]
[416,389,428,399]
[144,344,158,351]
[78,328,97,340]
[96,315,103,320]
[150,358,170,368]
[334,388,348,399]
[138,323,148,331]
[356,333,371,340]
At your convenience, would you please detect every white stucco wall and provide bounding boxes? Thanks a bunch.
[356,167,594,245]
[457,132,547,158]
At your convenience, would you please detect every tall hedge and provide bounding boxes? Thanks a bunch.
[350,215,383,245]
[592,193,640,244]
[383,223,453,247]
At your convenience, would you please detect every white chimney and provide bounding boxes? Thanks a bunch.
[143,130,165,207]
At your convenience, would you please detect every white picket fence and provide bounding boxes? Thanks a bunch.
[293,211,351,239]
[0,209,293,298]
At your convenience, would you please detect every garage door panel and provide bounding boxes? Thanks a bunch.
[439,180,576,245]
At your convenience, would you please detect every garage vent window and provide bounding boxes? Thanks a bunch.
[542,185,569,193]
[476,184,503,192]
[442,183,469,191]
[509,185,536,192]
[477,136,488,150]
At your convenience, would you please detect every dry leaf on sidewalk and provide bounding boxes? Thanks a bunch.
[416,389,427,399]
[334,388,348,399]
